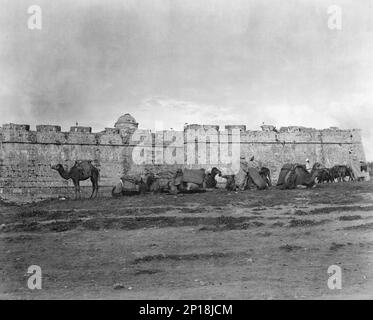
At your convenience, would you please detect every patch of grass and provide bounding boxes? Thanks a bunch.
[252,207,267,212]
[198,221,265,232]
[134,269,162,275]
[329,242,345,251]
[289,219,329,227]
[272,221,285,227]
[279,244,303,252]
[293,210,309,216]
[256,231,272,237]
[132,252,231,264]
[338,215,362,221]
[343,222,373,231]
[309,205,373,215]
[1,234,41,243]
[179,207,208,214]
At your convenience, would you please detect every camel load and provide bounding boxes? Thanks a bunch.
[276,162,360,189]
[330,165,355,182]
[111,165,271,197]
[315,168,333,183]
[112,174,147,197]
[111,167,223,197]
[50,158,368,200]
[163,167,222,193]
[312,164,356,184]
[276,163,294,187]
[224,167,270,191]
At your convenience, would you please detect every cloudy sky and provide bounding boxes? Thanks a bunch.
[1,0,373,158]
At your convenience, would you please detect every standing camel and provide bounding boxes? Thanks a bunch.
[51,160,99,199]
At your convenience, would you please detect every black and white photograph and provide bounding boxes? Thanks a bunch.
[0,0,373,305]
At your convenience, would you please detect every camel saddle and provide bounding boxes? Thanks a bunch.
[73,160,94,177]
[181,169,206,185]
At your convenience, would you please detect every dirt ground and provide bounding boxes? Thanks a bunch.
[1,181,373,300]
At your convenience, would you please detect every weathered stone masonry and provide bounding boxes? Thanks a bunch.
[0,114,367,202]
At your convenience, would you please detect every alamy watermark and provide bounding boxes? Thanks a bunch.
[26,4,343,32]
[27,5,42,30]
[327,265,342,290]
[130,127,242,173]
[27,265,42,290]
[327,5,342,30]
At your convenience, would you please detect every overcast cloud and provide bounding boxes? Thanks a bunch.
[0,0,372,159]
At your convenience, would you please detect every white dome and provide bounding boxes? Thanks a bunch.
[114,113,138,129]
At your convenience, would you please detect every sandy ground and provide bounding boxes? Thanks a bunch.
[1,181,373,300]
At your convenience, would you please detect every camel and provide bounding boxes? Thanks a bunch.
[221,167,268,191]
[345,166,355,181]
[204,167,222,188]
[51,161,99,199]
[259,167,272,187]
[281,164,321,189]
[330,165,354,182]
[315,168,333,183]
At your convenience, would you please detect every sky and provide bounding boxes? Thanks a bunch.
[0,0,373,159]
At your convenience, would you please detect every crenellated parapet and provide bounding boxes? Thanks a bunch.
[0,123,138,146]
[0,121,364,146]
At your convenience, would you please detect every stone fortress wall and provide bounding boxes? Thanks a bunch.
[0,114,367,202]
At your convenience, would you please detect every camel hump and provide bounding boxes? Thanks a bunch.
[73,160,96,176]
[74,160,95,169]
[294,164,307,171]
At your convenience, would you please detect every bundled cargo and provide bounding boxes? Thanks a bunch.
[112,181,124,195]
[247,167,267,190]
[276,163,294,186]
[215,175,228,189]
[181,168,205,185]
[234,168,248,191]
[120,174,142,191]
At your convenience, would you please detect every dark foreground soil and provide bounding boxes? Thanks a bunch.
[1,181,373,299]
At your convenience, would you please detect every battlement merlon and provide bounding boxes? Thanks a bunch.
[184,124,220,131]
[70,126,92,133]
